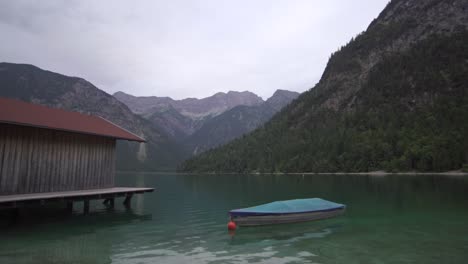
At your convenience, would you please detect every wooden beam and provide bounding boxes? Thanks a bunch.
[0,187,154,204]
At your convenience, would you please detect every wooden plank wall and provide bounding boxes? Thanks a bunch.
[0,123,116,195]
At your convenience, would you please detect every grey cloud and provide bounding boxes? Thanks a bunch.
[0,0,389,100]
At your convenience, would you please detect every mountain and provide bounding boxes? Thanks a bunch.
[113,91,173,115]
[144,104,204,139]
[114,90,264,139]
[114,90,263,118]
[0,62,185,171]
[115,89,298,155]
[180,0,468,173]
[186,90,299,155]
[265,90,301,112]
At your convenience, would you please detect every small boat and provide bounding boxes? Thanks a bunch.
[229,198,345,226]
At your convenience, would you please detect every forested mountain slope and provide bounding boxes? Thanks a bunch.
[185,90,299,155]
[181,0,468,173]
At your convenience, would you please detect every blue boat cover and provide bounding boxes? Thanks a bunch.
[229,198,345,217]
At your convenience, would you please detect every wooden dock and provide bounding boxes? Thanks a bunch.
[0,187,154,214]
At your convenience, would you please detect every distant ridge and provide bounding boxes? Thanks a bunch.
[114,90,263,118]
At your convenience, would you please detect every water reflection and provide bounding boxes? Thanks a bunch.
[179,173,468,213]
[0,208,152,264]
[228,221,339,245]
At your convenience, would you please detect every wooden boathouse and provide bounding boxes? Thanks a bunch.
[0,97,153,214]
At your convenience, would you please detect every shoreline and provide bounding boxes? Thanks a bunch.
[286,171,468,176]
[117,170,468,176]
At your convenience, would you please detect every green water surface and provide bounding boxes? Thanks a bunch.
[1,173,468,263]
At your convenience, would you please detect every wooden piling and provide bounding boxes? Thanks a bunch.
[123,194,133,208]
[103,198,115,209]
[83,200,90,214]
[66,201,73,212]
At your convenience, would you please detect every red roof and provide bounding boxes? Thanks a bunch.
[0,97,145,142]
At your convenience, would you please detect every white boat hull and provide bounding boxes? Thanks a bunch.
[232,207,345,226]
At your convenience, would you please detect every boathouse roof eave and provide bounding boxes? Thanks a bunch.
[0,97,146,143]
[0,120,146,143]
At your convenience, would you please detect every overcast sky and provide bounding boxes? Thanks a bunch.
[0,0,389,100]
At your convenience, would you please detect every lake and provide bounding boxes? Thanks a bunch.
[1,173,468,263]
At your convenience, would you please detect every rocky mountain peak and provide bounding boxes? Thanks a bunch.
[266,90,300,111]
[114,89,272,141]
[315,0,468,112]
[114,90,264,119]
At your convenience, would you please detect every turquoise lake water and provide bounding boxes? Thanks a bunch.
[1,173,468,263]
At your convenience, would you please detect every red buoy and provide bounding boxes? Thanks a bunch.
[227,220,237,230]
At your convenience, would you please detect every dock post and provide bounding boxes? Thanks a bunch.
[123,194,133,208]
[103,198,115,209]
[66,201,73,212]
[83,200,90,214]
[9,208,19,224]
